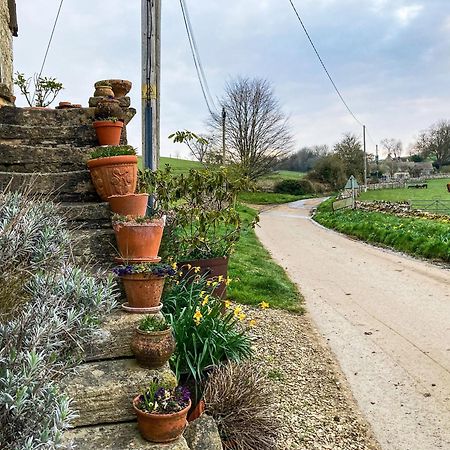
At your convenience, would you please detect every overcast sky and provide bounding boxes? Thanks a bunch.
[13,0,450,159]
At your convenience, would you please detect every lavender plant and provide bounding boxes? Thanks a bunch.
[0,192,118,450]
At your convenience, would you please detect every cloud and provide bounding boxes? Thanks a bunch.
[395,4,424,26]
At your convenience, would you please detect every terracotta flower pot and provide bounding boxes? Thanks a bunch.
[108,193,149,218]
[187,398,205,422]
[93,120,123,146]
[87,154,137,201]
[180,257,229,299]
[131,327,175,368]
[94,85,114,97]
[133,397,191,443]
[120,273,165,308]
[113,218,164,262]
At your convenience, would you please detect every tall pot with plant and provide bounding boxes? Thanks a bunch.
[133,379,191,443]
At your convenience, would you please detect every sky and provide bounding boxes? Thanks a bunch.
[12,0,450,159]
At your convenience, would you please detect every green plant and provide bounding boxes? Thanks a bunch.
[203,361,281,450]
[89,145,136,160]
[274,178,315,195]
[139,315,170,332]
[94,116,119,123]
[14,72,64,107]
[113,263,176,277]
[162,275,252,387]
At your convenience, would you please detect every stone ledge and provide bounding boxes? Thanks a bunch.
[71,228,117,265]
[66,359,177,427]
[64,422,190,450]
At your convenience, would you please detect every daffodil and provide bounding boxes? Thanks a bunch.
[259,301,269,309]
[199,290,206,298]
[238,312,246,321]
[202,296,209,306]
[186,264,192,270]
[217,275,224,283]
[171,262,178,270]
[225,277,232,286]
[248,319,256,327]
[193,309,203,325]
[194,266,201,274]
[206,280,212,286]
[233,305,243,317]
[224,299,232,309]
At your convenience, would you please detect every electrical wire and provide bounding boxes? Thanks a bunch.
[179,0,215,114]
[287,0,365,127]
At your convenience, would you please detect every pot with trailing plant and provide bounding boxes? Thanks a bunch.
[133,378,191,443]
[112,214,165,263]
[140,163,256,298]
[131,315,175,368]
[87,145,138,201]
[113,263,176,312]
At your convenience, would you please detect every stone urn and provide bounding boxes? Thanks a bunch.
[94,97,124,120]
[96,79,132,98]
[94,84,114,97]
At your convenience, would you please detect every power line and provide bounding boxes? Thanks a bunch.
[179,0,215,114]
[287,0,364,128]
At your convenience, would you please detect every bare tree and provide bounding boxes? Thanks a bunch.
[211,77,293,179]
[415,120,450,169]
[381,138,403,160]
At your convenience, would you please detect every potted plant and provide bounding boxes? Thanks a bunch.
[133,379,191,443]
[14,72,63,108]
[108,193,149,218]
[112,214,165,263]
[87,145,137,201]
[113,263,176,312]
[139,165,256,298]
[131,315,175,368]
[93,116,124,146]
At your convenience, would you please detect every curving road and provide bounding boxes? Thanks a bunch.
[256,198,450,450]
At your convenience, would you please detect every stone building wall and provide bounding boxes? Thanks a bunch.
[0,0,13,93]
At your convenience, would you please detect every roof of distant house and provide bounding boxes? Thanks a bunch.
[8,0,18,37]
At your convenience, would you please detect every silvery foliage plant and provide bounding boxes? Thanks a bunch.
[0,192,118,449]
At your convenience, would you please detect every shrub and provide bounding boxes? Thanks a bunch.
[274,178,315,195]
[307,154,347,190]
[203,361,280,450]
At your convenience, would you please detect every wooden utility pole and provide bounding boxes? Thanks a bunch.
[222,106,226,164]
[142,0,161,170]
[363,124,367,187]
[375,144,379,179]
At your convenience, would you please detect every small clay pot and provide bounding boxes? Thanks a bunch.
[108,193,149,217]
[120,273,166,309]
[133,397,191,443]
[87,154,137,201]
[187,399,205,422]
[94,85,114,97]
[95,97,123,120]
[131,327,175,368]
[113,219,164,261]
[97,79,132,97]
[93,120,123,146]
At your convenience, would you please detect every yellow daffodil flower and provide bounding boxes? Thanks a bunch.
[187,264,192,270]
[202,296,209,306]
[238,312,246,321]
[248,319,256,327]
[259,301,270,309]
[226,277,232,286]
[194,266,201,273]
[217,275,224,283]
[206,280,212,286]
[193,309,203,325]
[224,300,232,309]
[233,306,243,317]
[171,263,178,270]
[199,291,206,298]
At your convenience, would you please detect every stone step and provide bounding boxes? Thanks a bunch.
[0,143,93,172]
[85,310,149,362]
[64,422,189,450]
[71,228,117,265]
[61,202,111,228]
[0,170,99,201]
[66,359,176,427]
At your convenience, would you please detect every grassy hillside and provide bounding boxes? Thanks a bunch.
[159,157,203,173]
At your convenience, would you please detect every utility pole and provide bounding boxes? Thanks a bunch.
[142,0,161,171]
[363,124,367,188]
[222,106,226,165]
[375,144,379,179]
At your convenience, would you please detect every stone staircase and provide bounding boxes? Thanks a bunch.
[0,106,190,449]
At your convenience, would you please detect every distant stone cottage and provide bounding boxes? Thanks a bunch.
[0,0,17,105]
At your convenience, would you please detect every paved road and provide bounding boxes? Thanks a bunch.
[256,198,450,450]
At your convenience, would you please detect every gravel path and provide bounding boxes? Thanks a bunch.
[245,305,380,450]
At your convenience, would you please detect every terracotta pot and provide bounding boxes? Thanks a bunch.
[108,193,149,217]
[93,120,123,146]
[187,398,205,422]
[180,257,229,299]
[95,97,124,120]
[447,183,450,193]
[113,218,164,261]
[87,154,137,201]
[131,327,175,368]
[94,85,114,97]
[120,273,165,308]
[133,397,191,443]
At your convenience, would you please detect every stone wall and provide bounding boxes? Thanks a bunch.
[0,0,13,93]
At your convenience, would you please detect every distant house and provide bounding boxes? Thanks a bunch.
[0,0,17,105]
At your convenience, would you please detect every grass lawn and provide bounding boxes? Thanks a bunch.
[260,170,306,182]
[228,205,304,313]
[238,191,314,205]
[360,178,450,202]
[314,199,450,262]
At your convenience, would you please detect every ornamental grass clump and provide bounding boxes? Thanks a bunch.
[203,361,281,450]
[0,191,119,450]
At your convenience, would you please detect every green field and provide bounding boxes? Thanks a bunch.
[260,170,306,182]
[159,156,203,173]
[238,191,314,205]
[229,205,304,312]
[360,178,450,202]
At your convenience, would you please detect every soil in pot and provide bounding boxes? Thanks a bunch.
[113,219,164,261]
[93,120,123,146]
[131,327,175,368]
[120,273,165,308]
[133,397,191,443]
[87,154,137,201]
[108,193,149,217]
[180,257,229,299]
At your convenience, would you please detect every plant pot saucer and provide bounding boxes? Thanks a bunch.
[114,256,162,264]
[121,303,163,314]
